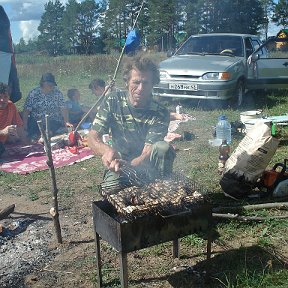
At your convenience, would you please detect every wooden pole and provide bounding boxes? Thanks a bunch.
[212,213,288,222]
[37,119,62,244]
[74,0,145,133]
[212,202,288,213]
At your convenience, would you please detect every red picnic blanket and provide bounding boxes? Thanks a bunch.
[0,143,94,174]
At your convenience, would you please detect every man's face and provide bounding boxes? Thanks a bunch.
[127,68,154,108]
[42,82,55,93]
[0,92,9,109]
[92,86,105,96]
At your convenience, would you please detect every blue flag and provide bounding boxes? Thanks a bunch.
[125,29,141,54]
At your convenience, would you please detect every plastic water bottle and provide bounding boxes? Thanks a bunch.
[176,104,182,114]
[216,115,231,144]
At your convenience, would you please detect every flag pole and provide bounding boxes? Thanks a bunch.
[74,0,145,133]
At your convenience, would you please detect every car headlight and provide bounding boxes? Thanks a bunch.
[202,72,231,80]
[159,70,170,79]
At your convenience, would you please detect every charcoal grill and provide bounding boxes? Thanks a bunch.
[92,175,213,288]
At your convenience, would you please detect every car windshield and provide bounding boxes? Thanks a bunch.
[176,35,244,57]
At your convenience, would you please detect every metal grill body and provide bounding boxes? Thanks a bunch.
[92,199,212,288]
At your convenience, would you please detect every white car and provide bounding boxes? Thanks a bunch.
[153,33,288,107]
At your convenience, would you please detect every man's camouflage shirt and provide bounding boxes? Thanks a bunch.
[92,91,170,161]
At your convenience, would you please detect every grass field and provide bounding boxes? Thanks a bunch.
[1,53,288,287]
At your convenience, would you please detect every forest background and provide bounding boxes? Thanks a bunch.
[14,0,288,56]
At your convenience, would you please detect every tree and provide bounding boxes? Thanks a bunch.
[259,0,274,40]
[62,0,80,54]
[100,0,145,52]
[77,0,103,54]
[194,0,264,34]
[14,37,27,53]
[272,0,288,27]
[38,0,65,56]
[147,0,178,50]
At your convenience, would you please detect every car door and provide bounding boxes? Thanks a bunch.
[247,37,288,89]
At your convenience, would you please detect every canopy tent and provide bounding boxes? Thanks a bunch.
[0,5,21,102]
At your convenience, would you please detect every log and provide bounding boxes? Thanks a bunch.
[212,202,288,213]
[212,213,288,222]
[0,204,15,220]
[37,119,62,244]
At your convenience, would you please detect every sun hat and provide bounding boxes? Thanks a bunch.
[40,72,57,86]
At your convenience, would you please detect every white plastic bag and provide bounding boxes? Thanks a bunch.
[224,121,279,183]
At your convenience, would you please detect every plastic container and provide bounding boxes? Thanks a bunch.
[176,104,182,114]
[240,110,262,123]
[216,115,231,144]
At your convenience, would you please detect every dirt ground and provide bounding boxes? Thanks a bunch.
[1,118,288,287]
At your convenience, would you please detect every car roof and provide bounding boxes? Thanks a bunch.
[191,33,258,38]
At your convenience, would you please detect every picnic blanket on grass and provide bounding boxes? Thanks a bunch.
[0,144,94,174]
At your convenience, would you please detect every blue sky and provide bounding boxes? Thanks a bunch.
[0,0,82,43]
[0,0,283,44]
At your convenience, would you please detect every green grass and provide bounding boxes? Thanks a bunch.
[2,53,288,287]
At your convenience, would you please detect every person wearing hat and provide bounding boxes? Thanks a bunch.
[22,72,73,140]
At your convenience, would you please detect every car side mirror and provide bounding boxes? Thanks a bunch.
[167,50,174,57]
[250,53,260,62]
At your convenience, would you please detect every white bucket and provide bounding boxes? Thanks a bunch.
[243,118,270,133]
[240,110,262,123]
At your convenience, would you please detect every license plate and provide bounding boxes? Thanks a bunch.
[169,83,198,91]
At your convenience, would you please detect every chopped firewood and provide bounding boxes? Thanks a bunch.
[0,204,15,220]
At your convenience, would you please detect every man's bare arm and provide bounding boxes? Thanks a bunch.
[88,129,121,170]
[130,143,152,167]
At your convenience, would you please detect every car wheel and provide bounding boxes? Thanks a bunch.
[233,80,245,108]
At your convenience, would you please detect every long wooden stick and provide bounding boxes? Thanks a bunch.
[37,120,62,244]
[212,213,288,222]
[74,0,145,133]
[212,202,288,213]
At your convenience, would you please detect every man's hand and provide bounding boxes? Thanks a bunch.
[0,125,18,137]
[101,149,121,170]
[65,122,74,128]
[109,159,129,173]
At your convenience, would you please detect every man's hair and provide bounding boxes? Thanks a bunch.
[0,82,9,94]
[67,88,79,99]
[122,54,160,86]
[89,78,105,90]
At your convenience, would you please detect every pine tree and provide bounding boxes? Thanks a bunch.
[38,0,65,56]
[77,0,103,54]
[272,0,288,27]
[62,0,80,54]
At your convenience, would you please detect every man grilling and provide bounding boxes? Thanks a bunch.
[88,54,176,191]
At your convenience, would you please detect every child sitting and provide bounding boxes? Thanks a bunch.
[66,88,92,128]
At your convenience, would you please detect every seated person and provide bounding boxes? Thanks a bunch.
[66,88,92,128]
[66,88,85,126]
[22,73,73,140]
[0,82,28,144]
[89,78,106,98]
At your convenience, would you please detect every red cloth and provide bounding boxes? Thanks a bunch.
[0,100,23,143]
[0,144,94,174]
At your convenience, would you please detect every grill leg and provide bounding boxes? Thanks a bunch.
[206,224,212,259]
[95,232,103,288]
[119,252,128,288]
[172,239,179,258]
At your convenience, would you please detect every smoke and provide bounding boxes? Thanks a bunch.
[19,20,40,42]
